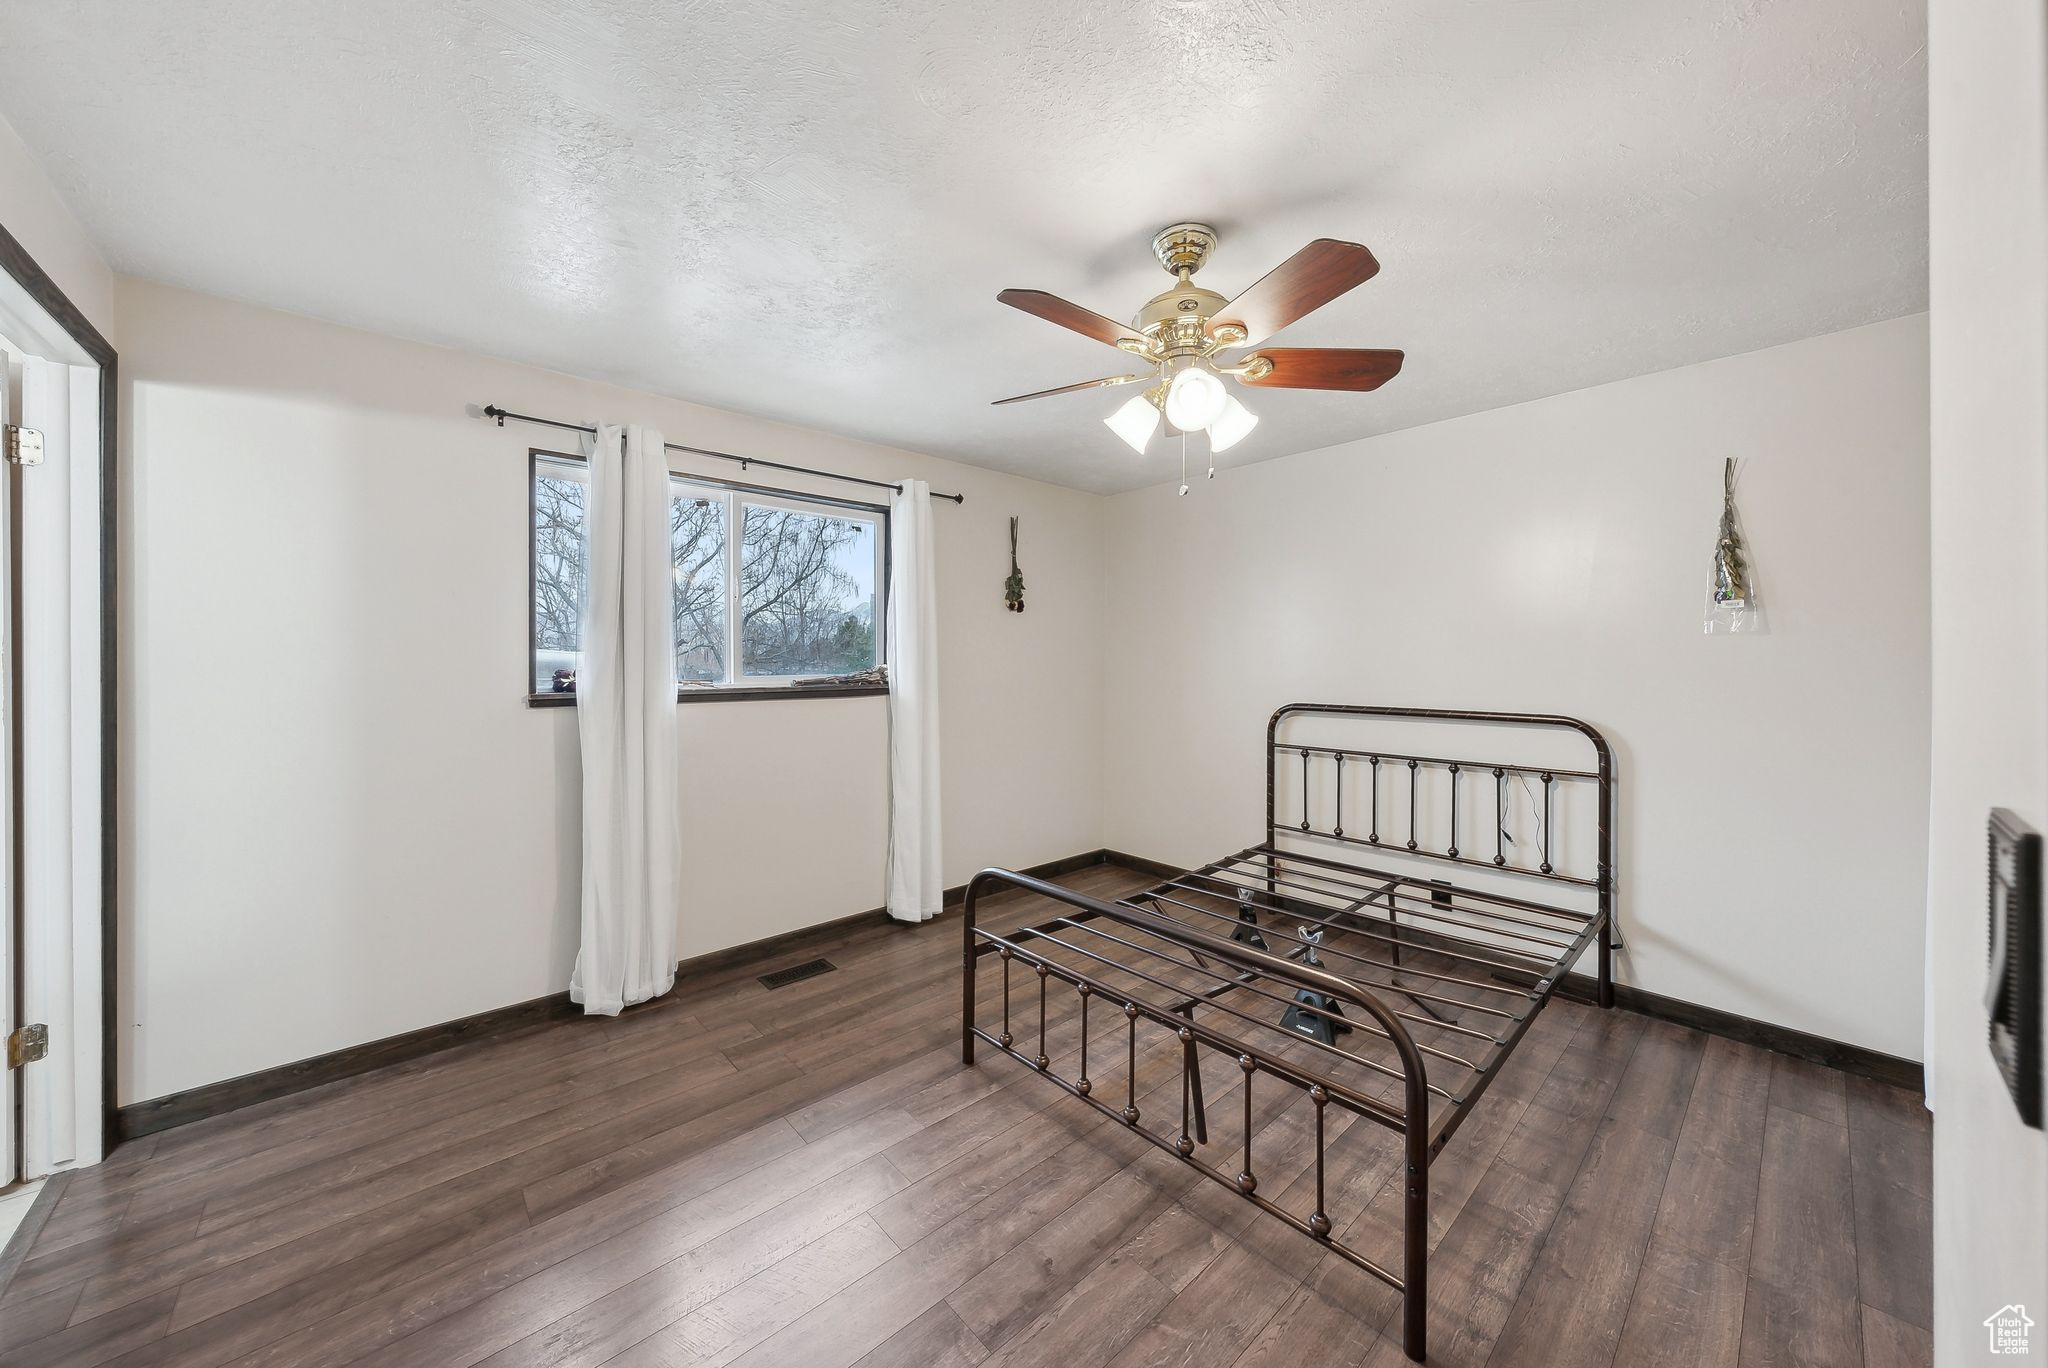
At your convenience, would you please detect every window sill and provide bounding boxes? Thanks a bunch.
[527,683,889,708]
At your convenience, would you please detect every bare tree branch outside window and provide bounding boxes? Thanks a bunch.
[532,463,880,693]
[740,506,876,677]
[533,471,586,691]
[671,495,727,681]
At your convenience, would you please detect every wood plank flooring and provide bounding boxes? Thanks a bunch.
[0,864,1931,1367]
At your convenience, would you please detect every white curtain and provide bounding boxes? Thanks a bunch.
[887,479,943,922]
[571,423,680,1014]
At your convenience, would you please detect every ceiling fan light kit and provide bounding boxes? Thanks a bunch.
[994,222,1403,480]
[1207,393,1259,452]
[1163,360,1228,431]
[1104,393,1162,455]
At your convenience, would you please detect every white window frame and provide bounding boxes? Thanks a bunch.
[529,449,888,701]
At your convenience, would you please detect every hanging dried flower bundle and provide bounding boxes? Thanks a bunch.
[1712,462,1751,606]
[1004,516,1025,613]
[1704,457,1764,634]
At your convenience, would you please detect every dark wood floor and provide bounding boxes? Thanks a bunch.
[0,864,1931,1367]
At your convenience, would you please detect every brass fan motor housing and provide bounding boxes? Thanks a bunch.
[1134,223,1248,358]
[1134,283,1229,354]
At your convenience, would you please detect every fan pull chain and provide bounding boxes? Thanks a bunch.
[1178,430,1189,497]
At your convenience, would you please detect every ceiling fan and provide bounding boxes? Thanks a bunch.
[992,223,1403,464]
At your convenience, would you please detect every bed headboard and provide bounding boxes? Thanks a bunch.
[1265,703,1615,903]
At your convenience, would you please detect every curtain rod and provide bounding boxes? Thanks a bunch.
[478,404,964,504]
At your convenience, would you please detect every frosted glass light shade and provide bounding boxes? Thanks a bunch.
[1164,365,1227,431]
[1207,394,1259,452]
[1104,394,1160,454]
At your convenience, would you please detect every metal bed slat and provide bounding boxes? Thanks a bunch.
[1112,894,1524,1028]
[1170,869,1577,953]
[1146,864,1556,962]
[1144,874,1564,977]
[1063,916,1492,1072]
[1200,857,1591,940]
[1193,849,1596,935]
[1120,884,1538,1005]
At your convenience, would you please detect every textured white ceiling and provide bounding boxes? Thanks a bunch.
[0,1,1925,493]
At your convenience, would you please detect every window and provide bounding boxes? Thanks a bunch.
[530,451,885,699]
[532,457,586,694]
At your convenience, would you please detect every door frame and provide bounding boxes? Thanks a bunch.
[0,222,117,1157]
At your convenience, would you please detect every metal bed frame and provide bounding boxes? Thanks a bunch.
[960,704,1616,1363]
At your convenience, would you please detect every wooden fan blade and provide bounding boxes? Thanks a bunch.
[1210,240,1381,345]
[1237,348,1405,391]
[991,374,1148,405]
[997,289,1149,349]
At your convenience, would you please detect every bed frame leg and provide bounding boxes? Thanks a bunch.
[1403,1153,1428,1362]
[962,881,979,1065]
[1596,915,1614,1011]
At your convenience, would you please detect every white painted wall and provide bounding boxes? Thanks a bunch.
[0,112,113,338]
[1100,316,1931,1063]
[116,278,1106,1105]
[1925,1,2048,1358]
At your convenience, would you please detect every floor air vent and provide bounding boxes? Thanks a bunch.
[758,958,836,990]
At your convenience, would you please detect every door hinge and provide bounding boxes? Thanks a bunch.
[6,1024,48,1068]
[4,424,43,467]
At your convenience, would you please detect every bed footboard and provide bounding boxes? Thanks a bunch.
[961,868,1435,1361]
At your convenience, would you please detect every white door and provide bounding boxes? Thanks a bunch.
[0,340,100,1182]
[16,352,100,1178]
[1,342,19,1187]
[0,264,105,1179]
[0,288,106,1181]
